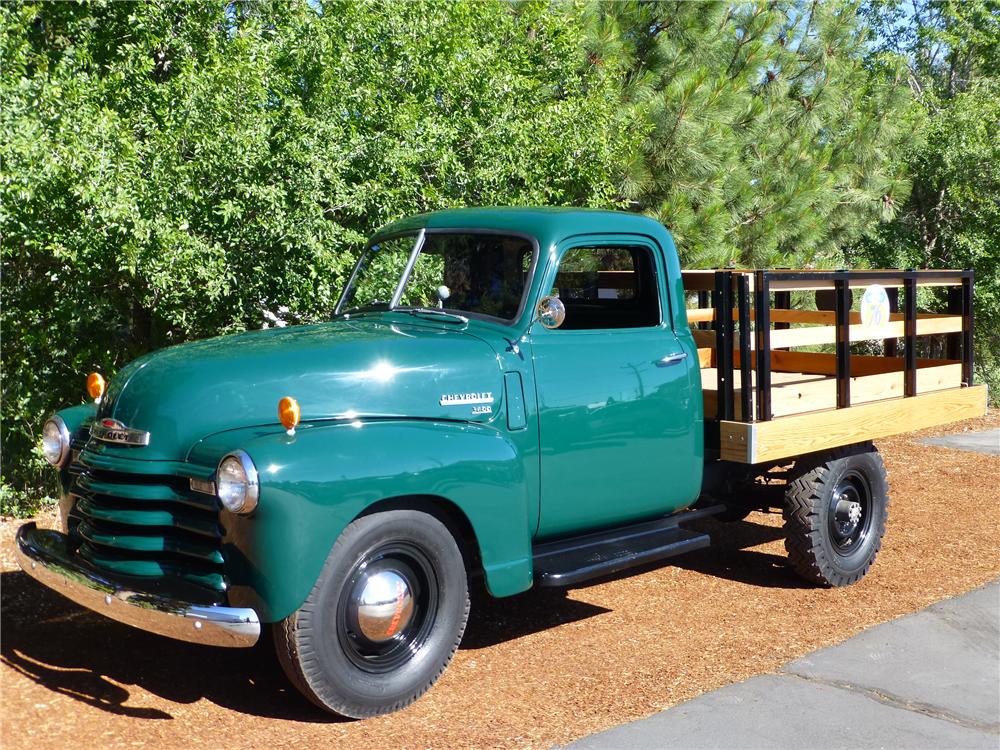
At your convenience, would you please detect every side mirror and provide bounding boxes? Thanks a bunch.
[535,295,566,330]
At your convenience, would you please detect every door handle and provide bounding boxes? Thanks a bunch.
[656,352,688,367]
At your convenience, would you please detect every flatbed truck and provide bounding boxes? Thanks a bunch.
[17,208,986,718]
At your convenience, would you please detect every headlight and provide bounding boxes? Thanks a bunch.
[41,416,71,467]
[216,450,259,514]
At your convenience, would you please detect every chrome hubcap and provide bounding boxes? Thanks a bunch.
[349,568,415,643]
[337,542,439,673]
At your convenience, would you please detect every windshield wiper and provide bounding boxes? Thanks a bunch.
[334,302,390,318]
[403,308,469,325]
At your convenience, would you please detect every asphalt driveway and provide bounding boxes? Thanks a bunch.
[568,580,1000,749]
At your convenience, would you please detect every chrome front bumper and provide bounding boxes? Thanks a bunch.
[15,523,260,648]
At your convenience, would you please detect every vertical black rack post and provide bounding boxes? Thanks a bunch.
[713,272,735,421]
[754,271,772,422]
[903,273,918,397]
[885,286,899,358]
[834,274,852,409]
[962,271,975,386]
[697,290,710,330]
[773,290,791,331]
[737,274,753,422]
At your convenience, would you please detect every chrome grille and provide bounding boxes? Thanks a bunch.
[67,457,226,604]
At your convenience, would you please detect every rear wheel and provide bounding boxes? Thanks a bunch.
[274,510,469,718]
[783,446,889,586]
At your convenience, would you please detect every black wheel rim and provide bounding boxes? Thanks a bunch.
[827,469,873,556]
[336,541,439,674]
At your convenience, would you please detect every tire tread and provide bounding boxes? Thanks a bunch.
[782,445,889,587]
[273,510,470,718]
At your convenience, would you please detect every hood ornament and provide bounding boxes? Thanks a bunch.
[90,418,151,447]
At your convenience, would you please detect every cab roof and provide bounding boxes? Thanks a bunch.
[369,207,672,249]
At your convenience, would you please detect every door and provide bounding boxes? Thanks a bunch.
[529,238,699,538]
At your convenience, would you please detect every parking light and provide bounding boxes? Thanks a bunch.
[87,372,106,403]
[279,396,301,436]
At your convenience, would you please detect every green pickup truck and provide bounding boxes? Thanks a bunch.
[16,208,986,718]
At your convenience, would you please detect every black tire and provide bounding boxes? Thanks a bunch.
[274,510,470,718]
[783,445,889,587]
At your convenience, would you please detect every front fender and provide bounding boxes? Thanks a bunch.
[193,420,533,623]
[53,403,96,491]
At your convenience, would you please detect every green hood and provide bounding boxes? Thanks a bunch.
[90,318,506,462]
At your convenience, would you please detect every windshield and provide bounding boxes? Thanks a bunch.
[336,231,535,323]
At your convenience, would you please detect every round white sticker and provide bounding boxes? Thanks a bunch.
[860,284,891,331]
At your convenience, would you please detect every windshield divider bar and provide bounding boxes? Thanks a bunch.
[390,228,426,309]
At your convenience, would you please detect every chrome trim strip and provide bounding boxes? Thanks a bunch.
[189,477,217,496]
[15,523,260,648]
[90,420,151,446]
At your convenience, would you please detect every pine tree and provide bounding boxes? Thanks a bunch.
[585,0,912,269]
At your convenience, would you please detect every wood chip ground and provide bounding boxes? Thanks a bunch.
[2,411,997,749]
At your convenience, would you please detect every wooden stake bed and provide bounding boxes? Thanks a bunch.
[684,268,984,464]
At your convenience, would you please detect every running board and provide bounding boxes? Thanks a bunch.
[532,505,722,587]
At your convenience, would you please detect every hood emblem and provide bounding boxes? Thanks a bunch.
[90,418,151,447]
[439,392,494,407]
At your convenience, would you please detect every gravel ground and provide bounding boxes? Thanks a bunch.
[2,411,998,749]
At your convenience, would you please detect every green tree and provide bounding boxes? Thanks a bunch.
[856,0,1000,399]
[583,0,913,269]
[0,0,641,513]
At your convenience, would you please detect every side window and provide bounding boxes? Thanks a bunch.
[551,246,660,330]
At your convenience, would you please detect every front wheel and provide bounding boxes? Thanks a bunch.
[783,446,889,587]
[274,510,470,718]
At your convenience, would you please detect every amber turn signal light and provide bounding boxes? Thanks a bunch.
[278,396,301,436]
[87,372,106,402]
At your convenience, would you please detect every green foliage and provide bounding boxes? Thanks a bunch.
[583,0,913,269]
[1,0,639,514]
[856,0,1000,402]
[1,0,988,515]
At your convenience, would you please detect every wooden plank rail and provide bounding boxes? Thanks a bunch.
[719,385,988,463]
[688,312,963,348]
[686,307,957,326]
[682,270,966,293]
[700,349,961,377]
[768,351,961,376]
[702,362,963,420]
[767,315,963,348]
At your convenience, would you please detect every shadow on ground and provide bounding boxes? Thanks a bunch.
[0,569,330,722]
[673,514,812,590]
[1,513,803,720]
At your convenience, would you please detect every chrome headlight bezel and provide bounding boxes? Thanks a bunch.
[42,415,72,467]
[216,450,259,514]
